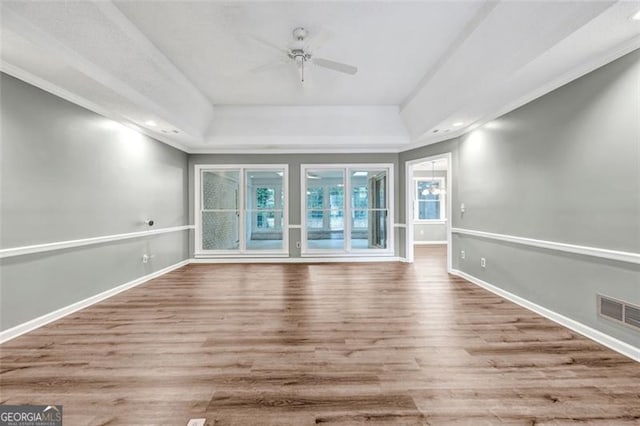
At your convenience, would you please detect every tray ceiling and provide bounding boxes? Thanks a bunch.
[1,1,639,153]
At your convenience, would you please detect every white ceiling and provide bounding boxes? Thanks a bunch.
[1,1,639,153]
[114,1,485,106]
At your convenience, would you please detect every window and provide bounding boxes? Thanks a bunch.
[195,165,288,255]
[254,188,276,229]
[415,178,445,221]
[306,186,324,229]
[302,165,393,254]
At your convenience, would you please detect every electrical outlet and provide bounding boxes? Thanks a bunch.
[480,257,486,268]
[296,241,301,249]
[460,250,465,259]
[142,254,149,264]
[460,203,466,213]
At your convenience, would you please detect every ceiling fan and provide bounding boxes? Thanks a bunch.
[247,27,358,83]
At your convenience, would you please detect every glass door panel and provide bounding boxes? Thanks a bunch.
[305,169,345,250]
[350,169,388,250]
[245,170,285,251]
[202,211,239,250]
[201,170,240,250]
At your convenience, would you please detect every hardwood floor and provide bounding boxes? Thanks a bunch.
[1,246,638,425]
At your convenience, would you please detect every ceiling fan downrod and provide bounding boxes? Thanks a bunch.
[289,48,311,82]
[292,27,309,82]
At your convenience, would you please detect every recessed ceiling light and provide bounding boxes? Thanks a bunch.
[631,9,640,20]
[145,120,157,127]
[453,122,464,127]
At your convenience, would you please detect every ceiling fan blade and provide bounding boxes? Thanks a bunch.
[312,58,357,75]
[243,34,290,56]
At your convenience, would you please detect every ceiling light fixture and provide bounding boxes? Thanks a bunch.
[421,160,446,196]
[453,122,464,127]
[631,9,640,20]
[145,120,157,127]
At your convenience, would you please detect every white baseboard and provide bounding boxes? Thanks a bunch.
[191,256,403,264]
[0,259,190,344]
[451,269,640,363]
[1,256,404,343]
[414,241,447,245]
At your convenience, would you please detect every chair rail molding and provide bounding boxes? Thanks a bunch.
[0,225,194,259]
[452,228,640,264]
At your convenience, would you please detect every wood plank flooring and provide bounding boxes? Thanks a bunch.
[1,247,638,425]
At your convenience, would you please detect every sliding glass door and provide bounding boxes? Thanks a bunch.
[196,165,288,256]
[201,170,241,250]
[350,169,388,250]
[302,164,393,255]
[245,170,285,251]
[305,169,345,250]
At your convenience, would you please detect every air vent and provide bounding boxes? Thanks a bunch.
[598,295,640,330]
[624,304,640,329]
[599,296,623,321]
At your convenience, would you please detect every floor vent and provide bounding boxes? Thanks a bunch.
[598,295,640,330]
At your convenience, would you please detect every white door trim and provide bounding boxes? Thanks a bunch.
[405,152,452,273]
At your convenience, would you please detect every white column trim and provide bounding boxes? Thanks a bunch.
[452,228,640,264]
[0,225,194,259]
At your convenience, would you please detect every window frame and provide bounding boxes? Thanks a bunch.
[300,164,394,256]
[414,177,446,223]
[194,164,289,257]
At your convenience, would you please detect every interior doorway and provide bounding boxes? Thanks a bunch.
[405,152,452,272]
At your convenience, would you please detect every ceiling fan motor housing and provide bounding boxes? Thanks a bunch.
[289,49,311,62]
[292,27,308,41]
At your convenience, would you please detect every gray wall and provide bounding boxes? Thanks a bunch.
[189,154,400,257]
[413,170,447,243]
[0,73,190,331]
[3,45,638,351]
[402,49,640,348]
